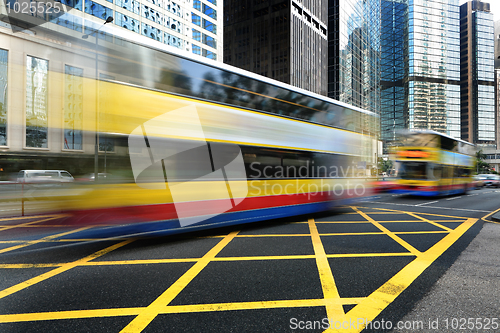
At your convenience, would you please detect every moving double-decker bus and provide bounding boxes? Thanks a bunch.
[392,130,475,196]
[0,13,378,236]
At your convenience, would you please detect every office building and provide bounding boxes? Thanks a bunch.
[460,0,495,147]
[379,0,461,150]
[223,0,328,96]
[328,0,381,114]
[380,0,406,145]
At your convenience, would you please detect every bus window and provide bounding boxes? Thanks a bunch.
[429,164,442,180]
[400,162,428,180]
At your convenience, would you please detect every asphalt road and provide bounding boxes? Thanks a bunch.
[0,187,498,332]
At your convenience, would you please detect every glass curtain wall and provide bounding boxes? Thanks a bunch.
[380,0,406,147]
[474,10,495,144]
[328,0,381,115]
[407,0,461,138]
[0,49,7,146]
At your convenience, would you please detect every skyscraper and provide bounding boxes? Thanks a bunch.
[223,0,328,96]
[380,0,406,144]
[328,0,381,114]
[460,0,495,147]
[379,0,461,150]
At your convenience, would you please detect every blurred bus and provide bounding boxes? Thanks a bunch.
[0,14,378,234]
[392,130,475,196]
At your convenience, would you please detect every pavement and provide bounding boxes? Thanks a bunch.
[387,220,500,333]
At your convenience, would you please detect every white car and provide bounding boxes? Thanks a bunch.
[17,170,74,184]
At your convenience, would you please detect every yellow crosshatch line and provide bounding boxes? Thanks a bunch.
[0,227,92,254]
[404,212,453,231]
[0,239,134,300]
[350,207,421,255]
[309,220,465,223]
[0,207,478,333]
[0,214,66,222]
[0,216,64,232]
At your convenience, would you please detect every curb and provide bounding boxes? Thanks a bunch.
[491,212,500,222]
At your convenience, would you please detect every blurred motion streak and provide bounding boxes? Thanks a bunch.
[0,15,379,236]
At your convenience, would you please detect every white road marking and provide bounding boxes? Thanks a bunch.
[415,201,439,206]
[446,196,462,201]
[369,201,490,213]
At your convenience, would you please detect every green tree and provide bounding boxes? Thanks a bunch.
[475,150,490,174]
[378,157,393,174]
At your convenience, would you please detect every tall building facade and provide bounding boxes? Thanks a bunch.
[379,0,461,150]
[495,21,500,148]
[495,20,500,68]
[223,0,328,96]
[380,0,406,144]
[327,0,381,114]
[1,0,223,61]
[460,0,495,147]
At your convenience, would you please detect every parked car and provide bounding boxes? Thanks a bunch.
[17,170,74,184]
[480,174,500,188]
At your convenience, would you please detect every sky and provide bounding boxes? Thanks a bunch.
[459,0,500,21]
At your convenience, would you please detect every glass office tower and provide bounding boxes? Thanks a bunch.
[380,0,406,144]
[380,0,461,150]
[460,1,495,146]
[328,0,381,114]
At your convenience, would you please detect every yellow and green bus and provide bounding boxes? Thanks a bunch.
[392,130,475,196]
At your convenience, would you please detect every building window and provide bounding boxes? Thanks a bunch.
[142,5,163,24]
[145,0,162,7]
[54,0,83,11]
[116,0,140,15]
[202,34,216,48]
[202,4,216,19]
[167,1,182,17]
[203,48,216,60]
[192,28,201,41]
[141,22,162,42]
[203,18,216,34]
[26,56,48,148]
[192,45,201,55]
[165,32,184,49]
[85,1,114,20]
[193,0,201,10]
[50,12,83,32]
[64,65,83,150]
[166,17,182,33]
[0,49,7,146]
[192,13,201,26]
[115,12,139,33]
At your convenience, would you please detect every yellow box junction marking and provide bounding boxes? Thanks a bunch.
[0,207,477,333]
[120,231,239,332]
[0,239,134,300]
[308,219,345,320]
[350,207,421,256]
[0,226,92,254]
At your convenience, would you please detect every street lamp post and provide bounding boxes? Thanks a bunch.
[82,16,113,181]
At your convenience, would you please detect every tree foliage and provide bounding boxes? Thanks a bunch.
[475,149,490,174]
